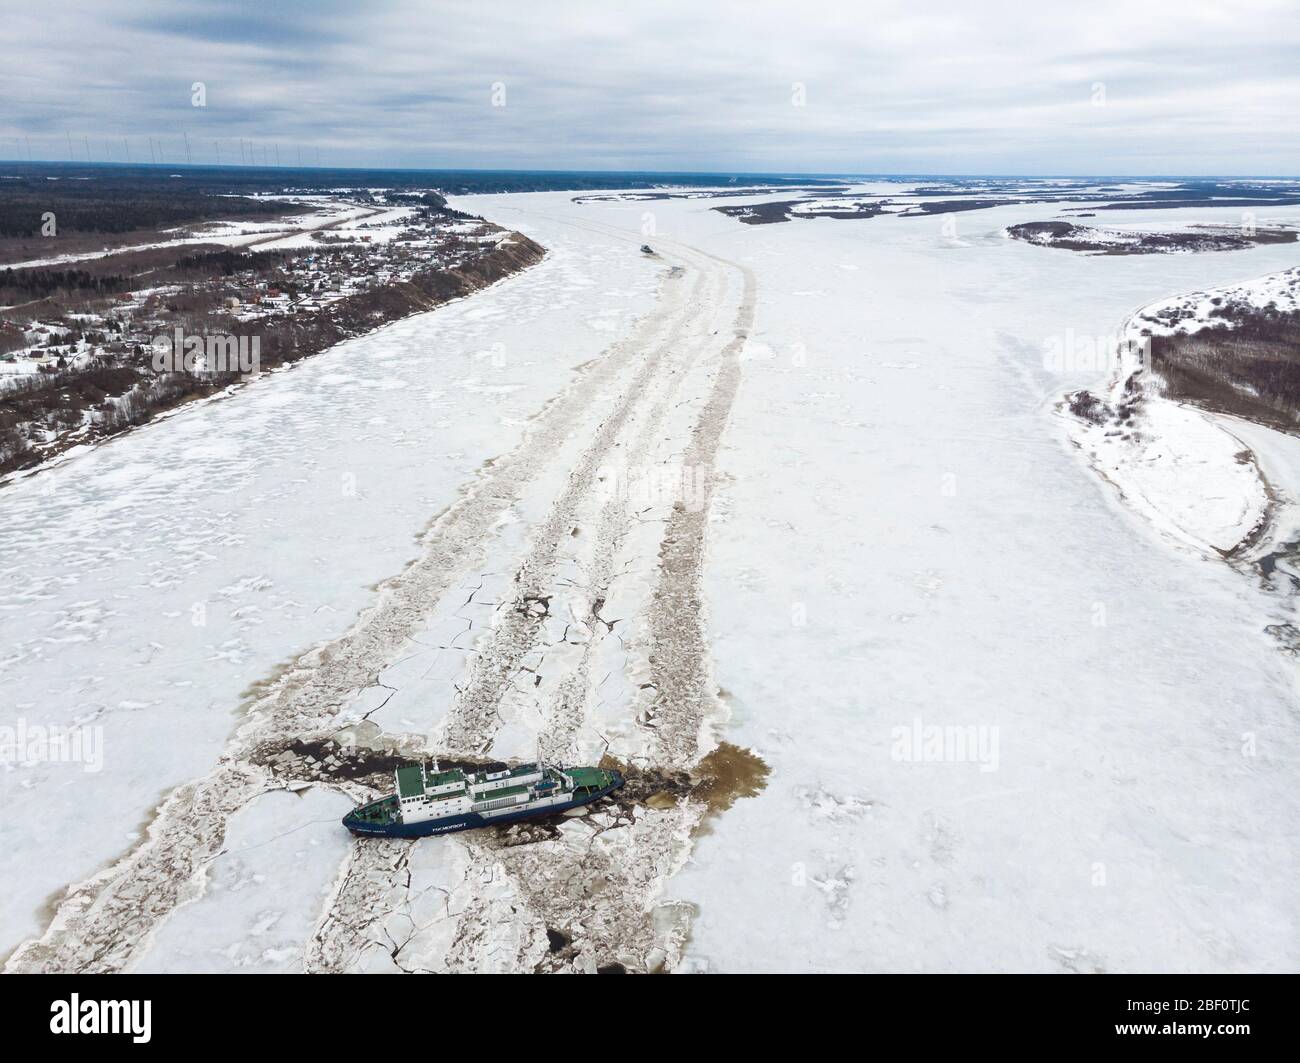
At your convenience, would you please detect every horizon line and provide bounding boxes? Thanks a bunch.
[2,159,1299,181]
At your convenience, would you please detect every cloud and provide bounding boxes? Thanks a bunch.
[2,0,1298,174]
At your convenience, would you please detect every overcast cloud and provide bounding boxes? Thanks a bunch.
[3,0,1298,174]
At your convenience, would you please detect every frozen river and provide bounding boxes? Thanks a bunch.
[4,185,1299,972]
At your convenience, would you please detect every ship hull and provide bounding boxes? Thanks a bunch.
[343,774,624,838]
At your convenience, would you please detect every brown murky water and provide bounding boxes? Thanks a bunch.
[601,740,770,819]
[690,742,771,816]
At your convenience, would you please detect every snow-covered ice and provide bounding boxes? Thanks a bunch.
[0,217,656,959]
[4,184,1300,972]
[135,787,353,973]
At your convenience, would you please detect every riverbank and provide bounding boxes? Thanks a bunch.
[0,228,545,482]
[1063,266,1300,558]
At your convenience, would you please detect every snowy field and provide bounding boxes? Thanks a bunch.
[4,183,1300,972]
[1,197,392,268]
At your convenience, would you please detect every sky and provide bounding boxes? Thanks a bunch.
[2,0,1299,175]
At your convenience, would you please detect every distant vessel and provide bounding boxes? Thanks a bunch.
[343,760,624,838]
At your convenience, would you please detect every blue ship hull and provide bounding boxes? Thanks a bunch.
[344,774,624,839]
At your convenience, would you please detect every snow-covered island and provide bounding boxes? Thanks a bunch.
[1008,220,1298,255]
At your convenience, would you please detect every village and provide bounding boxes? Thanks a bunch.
[0,191,540,474]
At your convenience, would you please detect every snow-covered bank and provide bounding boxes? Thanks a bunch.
[1065,267,1300,558]
[1068,396,1269,556]
[1134,267,1300,328]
